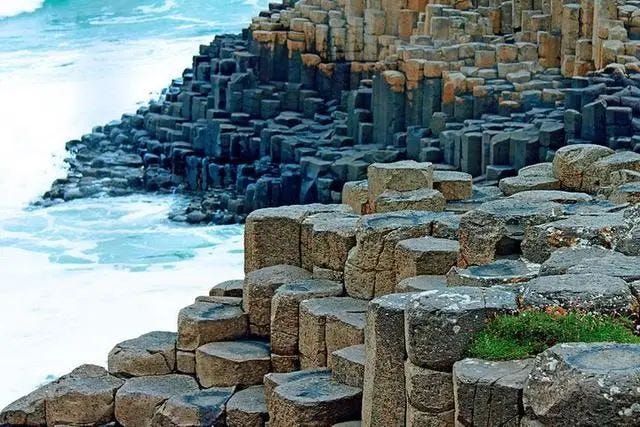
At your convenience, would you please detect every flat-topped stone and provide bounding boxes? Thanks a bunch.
[524,343,640,426]
[508,189,593,204]
[499,171,560,196]
[395,236,460,282]
[264,368,332,410]
[374,189,445,213]
[405,287,518,371]
[269,374,362,427]
[330,344,365,388]
[299,297,367,368]
[611,182,640,204]
[196,340,271,388]
[454,358,533,427]
[44,365,124,427]
[245,204,353,272]
[115,374,199,427]
[458,199,562,266]
[244,264,312,337]
[396,274,447,293]
[553,144,615,192]
[226,385,268,427]
[210,279,244,298]
[152,387,235,427]
[433,170,473,201]
[522,273,636,314]
[522,212,629,263]
[177,301,247,351]
[540,248,640,282]
[271,279,343,357]
[447,259,538,287]
[108,331,176,377]
[368,161,434,201]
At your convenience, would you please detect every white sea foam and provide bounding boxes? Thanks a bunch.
[135,0,177,15]
[0,0,44,18]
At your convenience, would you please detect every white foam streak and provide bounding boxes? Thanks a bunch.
[0,0,44,18]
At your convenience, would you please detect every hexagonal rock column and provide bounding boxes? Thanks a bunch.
[299,296,368,368]
[226,385,269,427]
[498,163,560,196]
[433,170,473,201]
[244,264,312,337]
[395,236,460,283]
[345,210,442,299]
[152,387,235,427]
[330,344,365,388]
[552,144,614,192]
[453,358,533,427]
[45,365,124,427]
[367,161,434,203]
[447,259,538,287]
[196,340,271,388]
[374,189,446,213]
[115,374,199,427]
[405,361,455,425]
[300,211,358,281]
[264,368,332,413]
[108,331,177,377]
[270,279,343,371]
[521,273,636,314]
[523,343,640,426]
[522,212,629,263]
[210,279,244,297]
[177,301,247,352]
[362,293,414,427]
[405,287,518,371]
[342,180,371,215]
[244,204,353,273]
[269,374,362,427]
[542,249,640,282]
[458,198,562,267]
[396,275,447,293]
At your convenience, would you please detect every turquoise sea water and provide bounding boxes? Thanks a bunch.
[0,0,266,407]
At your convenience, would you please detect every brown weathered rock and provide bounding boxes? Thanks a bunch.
[342,180,371,214]
[395,236,460,282]
[115,374,199,427]
[301,212,358,272]
[245,204,352,273]
[552,144,615,192]
[453,358,533,427]
[108,331,176,377]
[264,368,332,412]
[374,189,445,213]
[405,361,454,414]
[209,279,244,297]
[195,340,271,388]
[330,344,365,388]
[271,279,343,356]
[299,297,367,368]
[244,264,312,337]
[152,387,234,427]
[433,170,473,201]
[226,385,268,427]
[368,161,434,201]
[177,301,247,351]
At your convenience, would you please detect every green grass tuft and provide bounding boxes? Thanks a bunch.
[468,310,640,361]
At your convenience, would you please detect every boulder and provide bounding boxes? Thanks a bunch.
[453,358,533,427]
[524,343,640,426]
[196,340,271,388]
[115,374,199,427]
[395,237,460,282]
[152,387,235,427]
[226,385,268,427]
[108,331,177,377]
[177,301,247,351]
[405,287,518,371]
[244,264,312,337]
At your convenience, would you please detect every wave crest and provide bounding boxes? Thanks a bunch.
[0,0,45,19]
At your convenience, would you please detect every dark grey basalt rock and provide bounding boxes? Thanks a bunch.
[108,331,177,377]
[447,259,538,287]
[524,343,640,426]
[152,387,235,427]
